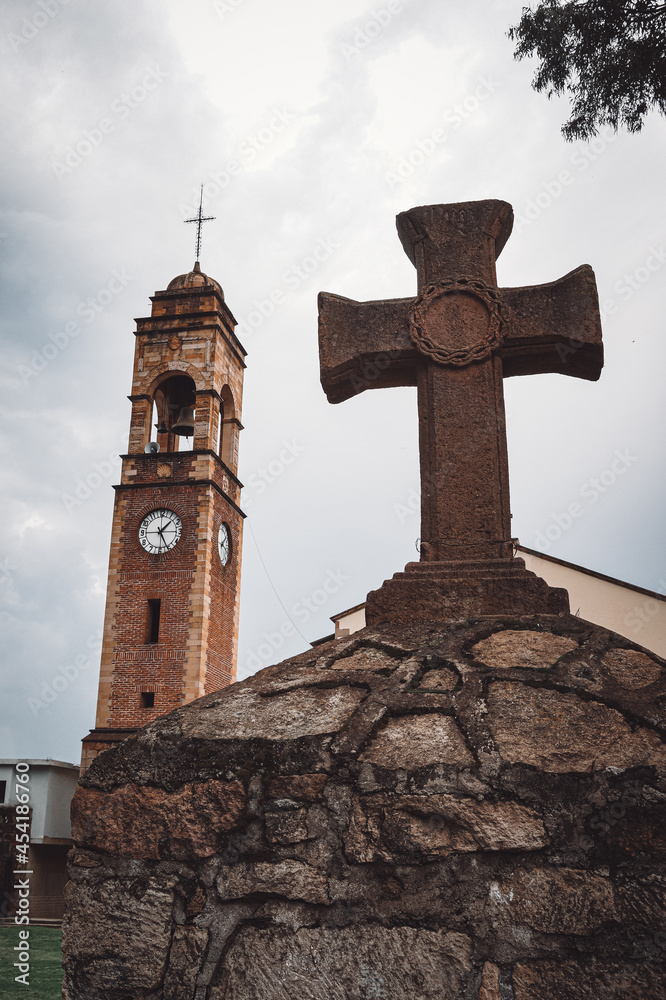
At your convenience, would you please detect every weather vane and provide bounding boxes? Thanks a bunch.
[185,184,215,262]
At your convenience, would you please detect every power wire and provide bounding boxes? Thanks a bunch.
[246,518,309,644]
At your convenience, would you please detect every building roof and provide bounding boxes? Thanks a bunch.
[0,758,79,769]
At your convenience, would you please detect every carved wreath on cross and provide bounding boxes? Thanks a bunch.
[409,277,504,367]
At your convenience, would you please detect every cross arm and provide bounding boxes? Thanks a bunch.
[500,264,603,381]
[318,292,418,403]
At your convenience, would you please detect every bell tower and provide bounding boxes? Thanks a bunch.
[81,262,246,771]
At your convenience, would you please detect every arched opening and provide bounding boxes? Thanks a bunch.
[152,374,196,453]
[216,399,224,457]
[218,385,236,469]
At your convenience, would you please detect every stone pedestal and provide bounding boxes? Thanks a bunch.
[62,615,666,999]
[366,556,569,624]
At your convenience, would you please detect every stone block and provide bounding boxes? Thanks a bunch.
[493,867,617,935]
[513,960,665,999]
[603,648,662,689]
[471,629,578,670]
[346,793,548,860]
[421,667,459,690]
[180,684,365,740]
[217,859,329,904]
[479,962,501,1000]
[359,713,474,769]
[71,780,246,860]
[267,773,327,801]
[265,808,311,844]
[488,682,666,772]
[163,926,209,1000]
[210,926,474,999]
[61,879,173,998]
[331,647,402,671]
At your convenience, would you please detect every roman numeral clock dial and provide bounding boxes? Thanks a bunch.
[138,508,182,555]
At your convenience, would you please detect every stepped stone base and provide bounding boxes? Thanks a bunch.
[366,556,569,624]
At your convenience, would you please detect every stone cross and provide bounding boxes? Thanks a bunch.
[318,200,603,622]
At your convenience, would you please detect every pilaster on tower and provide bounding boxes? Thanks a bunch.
[81,262,246,772]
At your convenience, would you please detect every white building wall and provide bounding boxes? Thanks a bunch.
[520,550,666,658]
[0,759,79,842]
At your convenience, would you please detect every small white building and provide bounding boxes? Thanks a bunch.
[328,545,666,658]
[0,759,79,922]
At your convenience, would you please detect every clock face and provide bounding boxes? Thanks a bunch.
[218,523,231,566]
[138,508,182,554]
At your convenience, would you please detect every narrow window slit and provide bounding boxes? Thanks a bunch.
[147,599,161,644]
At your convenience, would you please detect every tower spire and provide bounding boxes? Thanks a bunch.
[185,184,216,263]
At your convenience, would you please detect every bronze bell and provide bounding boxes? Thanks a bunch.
[171,406,195,437]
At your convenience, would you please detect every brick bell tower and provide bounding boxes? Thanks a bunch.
[81,261,246,771]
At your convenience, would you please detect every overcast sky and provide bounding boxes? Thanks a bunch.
[1,0,664,764]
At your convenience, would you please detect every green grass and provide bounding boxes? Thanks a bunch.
[0,927,63,999]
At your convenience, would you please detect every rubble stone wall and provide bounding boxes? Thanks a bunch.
[63,615,666,999]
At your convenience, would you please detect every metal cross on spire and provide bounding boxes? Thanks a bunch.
[185,184,216,262]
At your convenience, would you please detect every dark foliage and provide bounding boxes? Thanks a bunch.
[508,0,666,139]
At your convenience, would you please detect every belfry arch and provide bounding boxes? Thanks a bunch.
[152,373,197,453]
[218,384,239,471]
